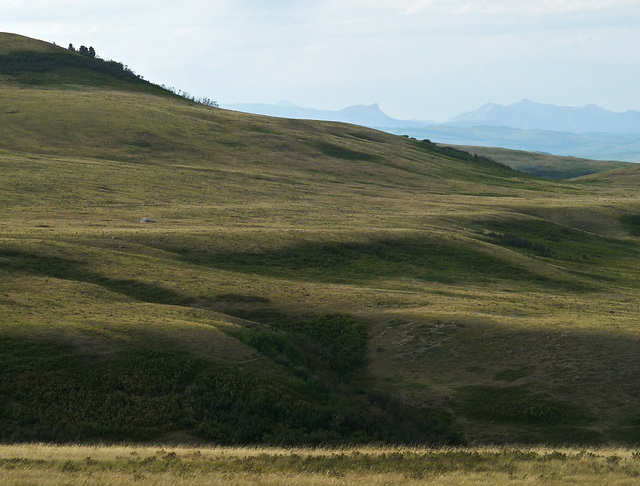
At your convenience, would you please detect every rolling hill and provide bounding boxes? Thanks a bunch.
[2,33,640,446]
[442,145,634,180]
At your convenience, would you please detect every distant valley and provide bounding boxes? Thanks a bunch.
[223,100,640,163]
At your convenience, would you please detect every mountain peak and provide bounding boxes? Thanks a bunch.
[221,101,420,128]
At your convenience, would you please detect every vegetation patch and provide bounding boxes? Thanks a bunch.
[0,330,456,445]
[481,218,640,263]
[313,141,379,161]
[172,237,559,287]
[458,385,591,426]
[0,51,155,90]
[495,367,534,382]
[417,139,514,172]
[487,232,554,257]
[215,293,271,303]
[619,214,640,236]
[230,314,367,376]
[0,248,188,305]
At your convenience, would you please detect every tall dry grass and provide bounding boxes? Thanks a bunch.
[2,444,640,486]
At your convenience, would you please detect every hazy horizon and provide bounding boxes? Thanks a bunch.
[224,98,640,120]
[3,1,639,121]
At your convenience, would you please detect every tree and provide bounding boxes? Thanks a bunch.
[76,45,97,58]
[68,43,75,52]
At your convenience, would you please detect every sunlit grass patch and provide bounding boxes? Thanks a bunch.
[2,444,640,485]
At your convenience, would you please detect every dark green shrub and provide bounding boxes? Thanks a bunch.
[458,386,591,426]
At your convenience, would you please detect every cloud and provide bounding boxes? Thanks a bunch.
[404,0,437,15]
[404,0,639,16]
[3,0,640,119]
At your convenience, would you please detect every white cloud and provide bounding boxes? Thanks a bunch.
[404,0,639,16]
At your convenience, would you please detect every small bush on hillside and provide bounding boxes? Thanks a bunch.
[419,139,514,171]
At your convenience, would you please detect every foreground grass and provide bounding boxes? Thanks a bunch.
[2,444,640,485]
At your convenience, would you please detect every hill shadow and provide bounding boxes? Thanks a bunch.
[168,236,588,290]
[0,248,187,305]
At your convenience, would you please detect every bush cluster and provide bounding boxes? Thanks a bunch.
[419,139,514,171]
[488,232,553,257]
[0,331,457,445]
[0,51,144,83]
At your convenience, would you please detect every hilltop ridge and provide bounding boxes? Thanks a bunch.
[0,32,174,96]
[0,32,66,54]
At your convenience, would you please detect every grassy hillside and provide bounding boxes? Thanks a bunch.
[446,144,634,179]
[3,33,640,447]
[0,32,175,95]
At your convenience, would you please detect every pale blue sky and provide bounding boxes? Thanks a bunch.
[2,0,639,120]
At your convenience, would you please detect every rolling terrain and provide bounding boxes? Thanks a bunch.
[2,33,640,447]
[443,145,634,180]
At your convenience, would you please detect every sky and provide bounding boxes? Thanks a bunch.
[2,0,640,121]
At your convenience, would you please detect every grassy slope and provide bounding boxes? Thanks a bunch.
[3,33,640,446]
[446,144,634,180]
[0,32,176,96]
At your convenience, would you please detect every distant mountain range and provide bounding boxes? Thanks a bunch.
[448,99,640,134]
[222,100,640,163]
[222,101,425,129]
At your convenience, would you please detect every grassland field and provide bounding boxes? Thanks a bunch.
[3,32,640,479]
[3,443,640,485]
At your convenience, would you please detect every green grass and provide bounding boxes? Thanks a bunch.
[619,213,640,236]
[478,217,640,267]
[458,385,592,426]
[3,32,640,449]
[167,236,578,289]
[0,33,178,97]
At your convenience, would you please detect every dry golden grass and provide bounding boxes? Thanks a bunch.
[2,444,640,485]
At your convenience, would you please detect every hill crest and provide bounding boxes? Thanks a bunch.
[0,32,64,54]
[0,32,171,95]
